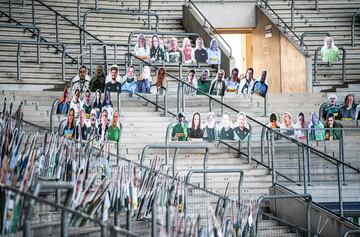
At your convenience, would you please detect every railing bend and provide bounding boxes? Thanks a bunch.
[0,40,66,81]
[314,46,346,83]
[351,10,360,46]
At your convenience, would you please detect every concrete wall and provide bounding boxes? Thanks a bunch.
[269,186,358,237]
[183,5,235,74]
[252,7,307,93]
[194,2,256,28]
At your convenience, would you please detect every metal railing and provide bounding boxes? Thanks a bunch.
[0,24,41,60]
[187,0,232,58]
[256,194,313,237]
[184,168,244,217]
[300,31,331,48]
[139,144,209,181]
[94,0,148,11]
[32,0,106,60]
[0,183,140,237]
[258,126,360,217]
[344,229,360,237]
[83,9,159,47]
[289,0,319,29]
[0,40,66,81]
[351,10,360,46]
[314,46,346,82]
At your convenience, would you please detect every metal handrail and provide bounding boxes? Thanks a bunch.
[289,0,319,29]
[256,194,312,237]
[33,0,105,58]
[0,40,66,81]
[0,24,41,62]
[257,0,308,54]
[344,230,360,237]
[83,9,159,47]
[314,46,346,82]
[184,168,244,218]
[0,183,140,237]
[187,0,233,58]
[94,0,144,11]
[50,98,59,133]
[351,10,360,46]
[139,144,209,179]
[300,31,331,47]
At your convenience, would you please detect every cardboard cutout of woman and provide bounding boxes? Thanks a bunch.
[184,69,197,96]
[194,37,208,63]
[57,85,71,115]
[207,39,221,65]
[203,112,218,141]
[219,112,234,140]
[309,112,325,141]
[108,111,122,142]
[252,70,268,97]
[121,66,137,95]
[152,67,166,96]
[226,68,240,93]
[63,108,76,139]
[93,89,102,120]
[134,34,150,61]
[321,36,339,65]
[150,34,166,62]
[69,88,81,118]
[168,37,182,63]
[233,112,250,141]
[188,112,203,139]
[102,90,113,121]
[338,94,357,120]
[137,66,152,93]
[182,37,195,64]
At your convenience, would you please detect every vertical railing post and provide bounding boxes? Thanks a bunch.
[314,47,321,83]
[32,0,35,25]
[315,0,319,10]
[341,47,346,82]
[90,43,93,76]
[337,163,344,217]
[62,46,66,81]
[340,129,346,184]
[302,145,307,194]
[270,130,276,184]
[306,130,311,184]
[95,0,98,10]
[36,29,41,64]
[290,0,295,29]
[17,43,21,80]
[8,0,12,22]
[104,45,108,73]
[114,43,117,65]
[55,14,59,44]
[260,127,265,163]
[176,82,180,114]
[264,93,268,117]
[139,0,142,11]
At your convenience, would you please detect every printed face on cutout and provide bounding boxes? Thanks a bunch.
[346,95,354,107]
[79,67,86,80]
[111,69,117,81]
[193,113,200,127]
[222,114,230,129]
[238,114,245,128]
[128,67,135,78]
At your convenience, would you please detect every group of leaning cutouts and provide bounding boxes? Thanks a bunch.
[134,35,221,65]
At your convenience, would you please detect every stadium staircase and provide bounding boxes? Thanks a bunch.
[0,0,359,236]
